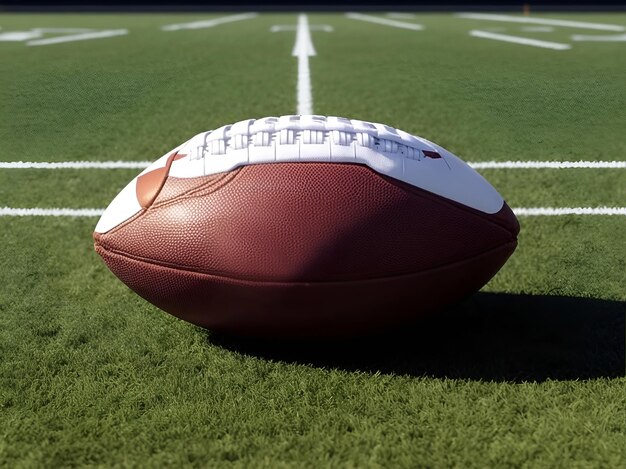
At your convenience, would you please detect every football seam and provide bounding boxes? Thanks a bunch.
[152,168,241,208]
[378,172,519,237]
[95,239,517,286]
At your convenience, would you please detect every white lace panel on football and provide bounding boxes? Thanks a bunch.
[95,116,504,233]
[168,115,504,214]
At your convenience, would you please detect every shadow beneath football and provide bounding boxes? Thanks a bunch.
[209,292,625,383]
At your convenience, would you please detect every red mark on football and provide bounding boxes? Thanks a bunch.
[136,152,186,208]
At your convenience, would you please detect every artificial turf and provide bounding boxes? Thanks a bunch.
[1,12,625,468]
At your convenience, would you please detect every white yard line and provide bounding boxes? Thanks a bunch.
[0,161,152,169]
[0,207,104,217]
[469,161,626,169]
[2,160,625,170]
[571,33,626,42]
[0,31,43,41]
[457,13,626,32]
[272,25,333,32]
[2,206,625,217]
[27,29,128,46]
[469,30,571,50]
[162,13,257,32]
[512,207,626,216]
[293,14,315,115]
[346,13,423,31]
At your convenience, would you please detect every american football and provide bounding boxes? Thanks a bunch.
[4,5,625,466]
[94,115,519,337]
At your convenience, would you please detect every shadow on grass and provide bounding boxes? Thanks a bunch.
[210,293,625,382]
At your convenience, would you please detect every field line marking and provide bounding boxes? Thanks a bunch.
[469,30,571,50]
[469,161,626,169]
[0,161,153,169]
[456,13,626,32]
[293,14,315,115]
[2,207,626,217]
[571,33,626,42]
[27,29,128,46]
[346,13,423,30]
[0,208,104,217]
[2,160,626,170]
[162,13,257,31]
[0,31,43,41]
[272,25,333,32]
[512,207,626,216]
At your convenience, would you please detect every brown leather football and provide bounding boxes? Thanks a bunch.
[94,115,519,337]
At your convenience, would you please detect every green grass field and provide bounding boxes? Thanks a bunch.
[1,11,625,467]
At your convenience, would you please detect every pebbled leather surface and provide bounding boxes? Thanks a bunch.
[94,162,519,337]
[95,163,518,282]
[95,239,516,337]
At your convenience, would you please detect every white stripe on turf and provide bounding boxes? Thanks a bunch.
[469,161,626,169]
[513,207,626,216]
[469,30,571,50]
[161,13,257,32]
[2,160,624,170]
[0,161,153,169]
[457,13,626,32]
[2,207,625,217]
[346,13,423,31]
[27,29,128,46]
[293,14,315,115]
[0,207,104,217]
